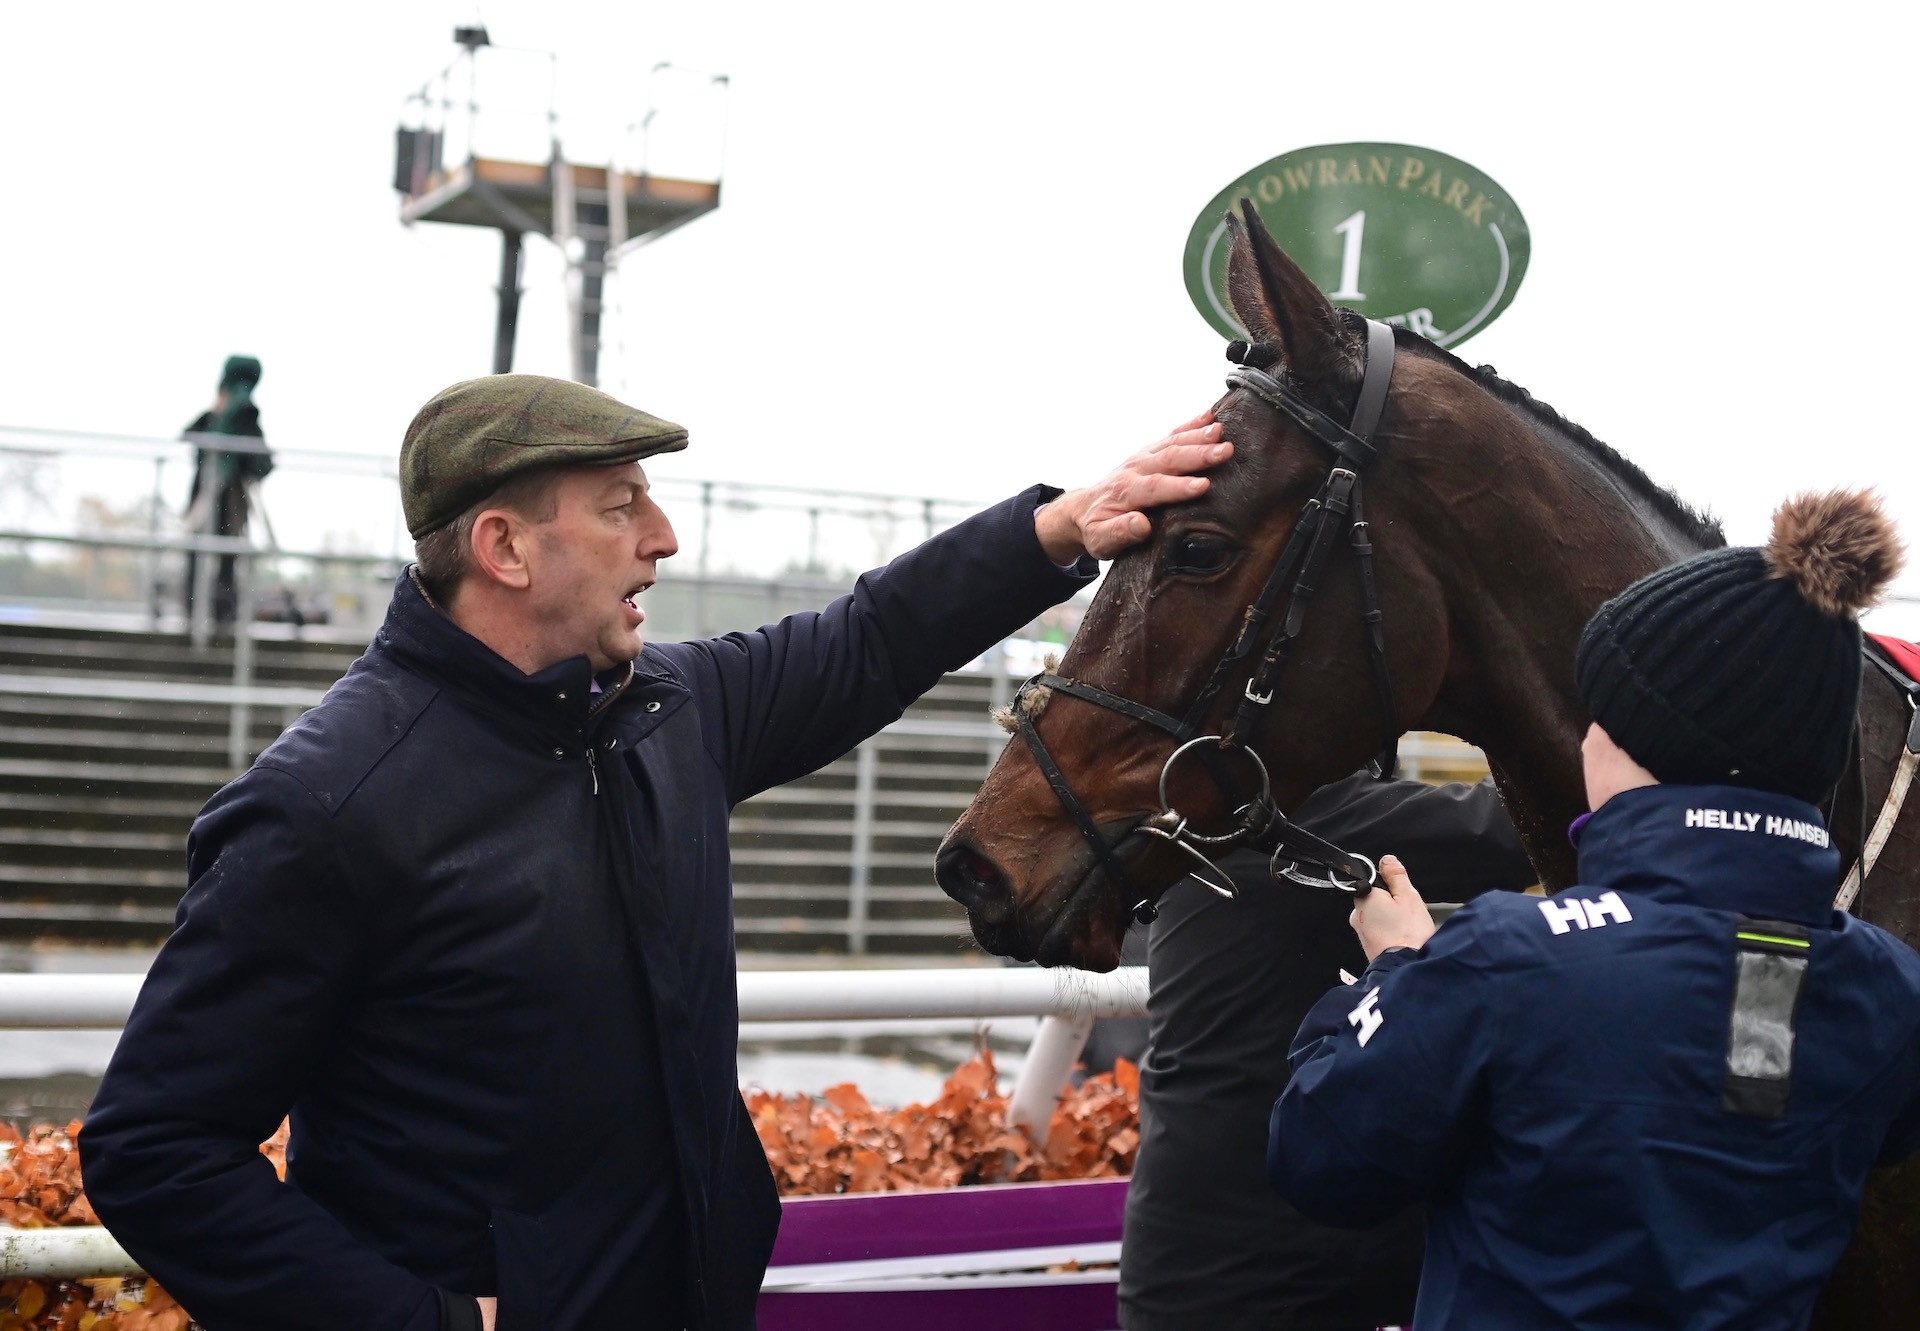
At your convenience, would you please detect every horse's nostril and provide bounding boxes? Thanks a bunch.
[935,843,1012,923]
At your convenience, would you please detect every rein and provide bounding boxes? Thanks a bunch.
[1835,641,1920,911]
[1008,320,1402,926]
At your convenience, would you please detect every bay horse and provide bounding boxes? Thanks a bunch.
[934,201,1920,1326]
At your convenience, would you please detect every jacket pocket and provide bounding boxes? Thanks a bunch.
[490,1207,546,1331]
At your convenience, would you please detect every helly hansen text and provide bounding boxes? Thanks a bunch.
[1685,807,1831,848]
[1538,891,1634,936]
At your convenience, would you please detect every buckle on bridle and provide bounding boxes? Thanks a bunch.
[1272,851,1378,895]
[1243,679,1273,705]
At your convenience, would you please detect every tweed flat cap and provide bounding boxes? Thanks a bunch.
[401,375,688,538]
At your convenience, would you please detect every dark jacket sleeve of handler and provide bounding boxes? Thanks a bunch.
[80,485,1094,1331]
[1266,917,1498,1228]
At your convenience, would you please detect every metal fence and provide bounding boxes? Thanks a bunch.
[0,420,1032,777]
[0,422,995,641]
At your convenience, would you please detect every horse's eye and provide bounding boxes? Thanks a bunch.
[1165,533,1234,576]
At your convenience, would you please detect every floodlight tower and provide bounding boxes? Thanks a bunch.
[393,27,727,386]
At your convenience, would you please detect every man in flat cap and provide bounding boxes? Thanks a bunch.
[82,375,1233,1331]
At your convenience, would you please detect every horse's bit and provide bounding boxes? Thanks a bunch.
[1006,319,1402,924]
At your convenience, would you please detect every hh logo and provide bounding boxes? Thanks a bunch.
[1538,890,1634,936]
[1348,987,1384,1047]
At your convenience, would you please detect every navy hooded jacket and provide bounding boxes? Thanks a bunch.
[1267,783,1920,1330]
[80,486,1092,1331]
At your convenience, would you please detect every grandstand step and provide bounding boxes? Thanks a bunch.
[0,829,182,869]
[730,849,947,871]
[0,694,291,738]
[0,792,204,826]
[0,723,237,765]
[730,882,954,905]
[732,916,970,943]
[0,757,231,794]
[0,618,1065,955]
[0,863,183,893]
[738,787,973,812]
[866,898,965,923]
[0,639,352,687]
[0,904,179,945]
[726,816,956,840]
[728,924,859,953]
[0,621,363,655]
[733,898,855,922]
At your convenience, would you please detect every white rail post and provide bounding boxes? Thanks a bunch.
[694,481,713,635]
[1007,1011,1096,1135]
[228,548,257,771]
[144,454,164,627]
[985,638,1012,772]
[847,742,878,953]
[189,453,217,648]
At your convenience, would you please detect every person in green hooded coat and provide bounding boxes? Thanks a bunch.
[182,355,272,628]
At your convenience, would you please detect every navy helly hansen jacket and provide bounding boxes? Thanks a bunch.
[80,487,1093,1331]
[1268,783,1920,1331]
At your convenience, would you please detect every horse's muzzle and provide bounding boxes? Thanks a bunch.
[934,842,1011,926]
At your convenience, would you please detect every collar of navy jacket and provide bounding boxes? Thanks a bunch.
[1573,783,1841,927]
[378,569,689,754]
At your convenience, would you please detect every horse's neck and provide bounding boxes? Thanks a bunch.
[1417,417,1711,889]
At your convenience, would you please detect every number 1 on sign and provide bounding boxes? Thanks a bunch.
[1330,210,1366,301]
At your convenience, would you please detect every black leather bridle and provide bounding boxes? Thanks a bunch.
[1007,319,1402,926]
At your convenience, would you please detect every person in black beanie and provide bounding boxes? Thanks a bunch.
[1267,490,1920,1331]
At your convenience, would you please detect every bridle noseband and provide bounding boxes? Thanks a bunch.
[1007,319,1403,927]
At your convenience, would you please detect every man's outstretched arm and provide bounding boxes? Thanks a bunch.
[660,414,1234,804]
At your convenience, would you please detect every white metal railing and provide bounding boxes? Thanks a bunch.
[0,965,1146,1281]
[0,966,1147,1029]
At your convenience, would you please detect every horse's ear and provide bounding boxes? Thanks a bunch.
[1224,198,1353,384]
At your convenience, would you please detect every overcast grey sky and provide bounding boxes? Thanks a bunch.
[5,1,1917,629]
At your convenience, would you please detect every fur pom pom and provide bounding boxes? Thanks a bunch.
[1763,489,1905,617]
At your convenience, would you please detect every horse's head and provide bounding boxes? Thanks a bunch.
[938,202,1488,970]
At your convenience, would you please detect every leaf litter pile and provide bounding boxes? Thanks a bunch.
[751,1049,1140,1193]
[3,1054,1136,1327]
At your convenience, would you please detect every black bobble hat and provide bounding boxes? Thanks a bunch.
[1576,490,1905,804]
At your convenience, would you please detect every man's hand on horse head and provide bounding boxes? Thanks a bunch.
[1035,410,1233,563]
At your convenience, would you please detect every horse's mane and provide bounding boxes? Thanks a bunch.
[1397,332,1727,550]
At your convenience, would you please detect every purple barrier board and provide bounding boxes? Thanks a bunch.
[758,1178,1127,1331]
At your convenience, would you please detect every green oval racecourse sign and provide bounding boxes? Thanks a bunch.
[1183,143,1529,348]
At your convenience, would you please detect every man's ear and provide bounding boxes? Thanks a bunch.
[469,509,533,590]
[1224,197,1356,388]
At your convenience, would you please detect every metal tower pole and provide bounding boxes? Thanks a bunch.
[492,230,524,375]
[573,228,607,387]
